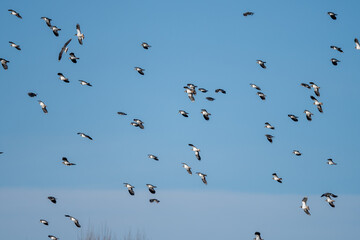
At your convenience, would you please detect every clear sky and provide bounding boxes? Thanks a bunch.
[0,0,359,239]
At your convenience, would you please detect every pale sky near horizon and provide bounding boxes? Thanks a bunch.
[0,0,359,239]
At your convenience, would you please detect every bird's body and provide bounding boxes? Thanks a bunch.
[265,134,274,143]
[321,193,337,208]
[62,157,76,166]
[250,83,261,90]
[310,96,323,113]
[77,132,93,140]
[215,88,226,94]
[69,53,79,63]
[328,12,337,20]
[189,144,201,160]
[327,158,337,165]
[196,172,207,185]
[301,197,311,215]
[264,122,274,129]
[124,183,135,195]
[301,83,311,89]
[50,26,61,37]
[309,82,320,97]
[0,58,9,70]
[272,173,282,183]
[201,109,211,120]
[184,86,196,102]
[141,42,151,49]
[293,150,302,156]
[9,41,21,50]
[182,163,192,175]
[41,17,52,27]
[57,73,69,83]
[149,198,160,203]
[331,58,340,66]
[199,88,208,93]
[135,67,145,75]
[330,45,343,53]
[132,119,144,129]
[256,60,266,69]
[40,219,49,225]
[48,235,58,240]
[206,97,215,101]
[146,184,157,194]
[304,110,314,121]
[117,112,127,115]
[257,92,266,100]
[288,114,298,122]
[8,9,22,19]
[148,154,159,161]
[75,24,85,45]
[48,196,56,204]
[65,215,81,228]
[79,80,92,86]
[38,100,48,113]
[355,38,360,50]
[254,232,263,240]
[243,12,254,17]
[28,92,37,97]
[179,110,189,117]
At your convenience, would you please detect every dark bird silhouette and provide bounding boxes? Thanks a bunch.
[58,39,72,61]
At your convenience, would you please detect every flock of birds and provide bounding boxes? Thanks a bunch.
[1,7,354,240]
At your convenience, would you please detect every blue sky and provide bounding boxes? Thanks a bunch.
[0,0,359,239]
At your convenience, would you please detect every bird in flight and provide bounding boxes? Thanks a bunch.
[41,17,52,27]
[327,158,337,165]
[69,53,79,63]
[135,67,145,75]
[309,82,320,97]
[131,119,144,129]
[79,80,92,86]
[48,235,58,240]
[330,45,343,53]
[38,100,48,114]
[310,96,323,113]
[117,112,127,116]
[0,58,10,70]
[65,215,81,228]
[8,9,22,19]
[201,109,211,120]
[146,184,157,194]
[184,85,196,102]
[301,83,311,89]
[62,157,76,166]
[304,110,314,121]
[141,42,151,49]
[265,134,274,143]
[182,163,192,175]
[148,154,159,161]
[199,88,208,93]
[189,144,201,160]
[256,60,266,69]
[75,24,85,45]
[48,196,57,204]
[293,150,302,156]
[215,88,226,94]
[179,110,189,117]
[9,41,21,51]
[321,193,338,208]
[257,92,266,101]
[288,114,298,122]
[196,172,207,185]
[300,197,311,215]
[355,38,360,50]
[57,73,69,83]
[243,12,254,17]
[331,58,340,66]
[149,199,160,203]
[264,122,274,129]
[206,97,215,101]
[50,26,61,37]
[58,39,72,61]
[124,183,135,195]
[40,219,49,225]
[77,132,93,140]
[250,83,261,90]
[272,173,282,183]
[254,232,263,240]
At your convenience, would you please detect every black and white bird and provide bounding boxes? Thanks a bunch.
[50,26,61,37]
[135,67,145,75]
[38,100,48,114]
[132,119,144,129]
[64,215,81,228]
[331,58,340,66]
[264,122,275,129]
[40,219,49,225]
[309,82,320,97]
[48,196,57,204]
[69,53,79,63]
[196,172,207,185]
[79,80,92,86]
[117,112,127,116]
[301,83,311,89]
[58,39,72,61]
[243,12,254,17]
[48,235,58,240]
[301,197,311,215]
[41,17,52,27]
[288,114,298,122]
[75,24,85,45]
[198,88,208,93]
[256,60,266,69]
[77,132,93,140]
[184,86,196,102]
[293,150,302,156]
[181,163,192,175]
[330,45,343,53]
[256,92,266,100]
[265,134,274,143]
[141,42,151,49]
[146,184,157,194]
[250,83,261,90]
[8,9,22,19]
[310,96,323,113]
[328,12,337,20]
[304,110,314,121]
[201,109,211,120]
[124,183,135,195]
[148,154,159,161]
[206,97,215,101]
[189,144,201,160]
[254,232,263,240]
[321,193,338,208]
[9,41,21,50]
[215,89,226,94]
[62,157,76,166]
[355,38,360,50]
[327,158,337,165]
[28,92,37,97]
[0,58,9,70]
[179,110,189,117]
[272,173,282,183]
[57,73,69,83]
[149,199,160,203]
